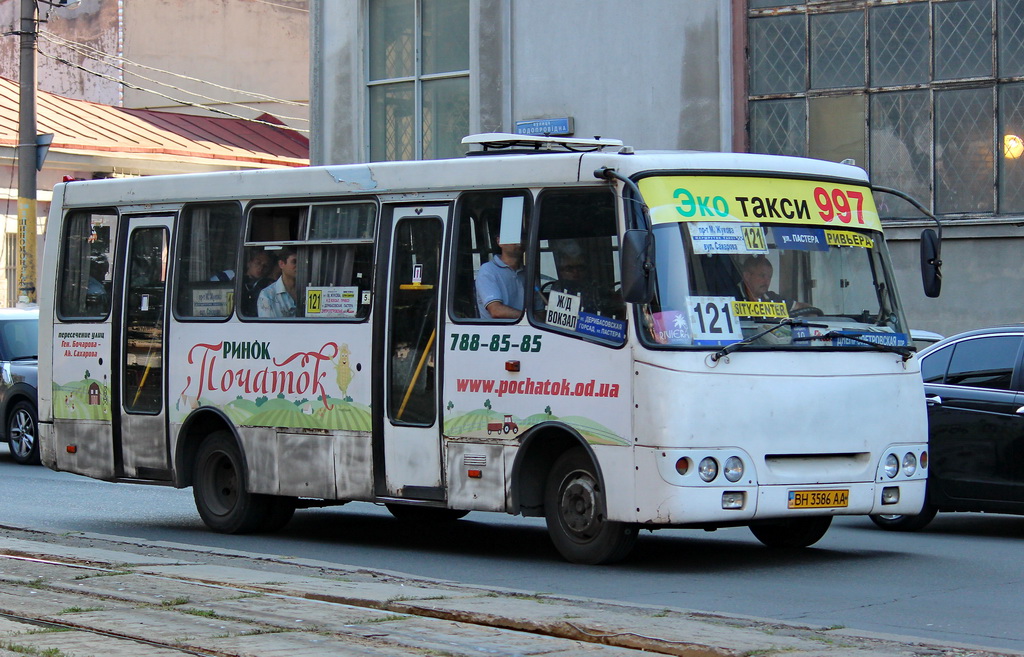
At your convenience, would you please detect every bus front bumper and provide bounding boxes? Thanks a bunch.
[630,479,927,526]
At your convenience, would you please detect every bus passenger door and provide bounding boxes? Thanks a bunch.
[380,206,448,499]
[117,216,172,479]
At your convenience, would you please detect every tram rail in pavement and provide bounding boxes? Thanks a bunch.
[0,524,1017,657]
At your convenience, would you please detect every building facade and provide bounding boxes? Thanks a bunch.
[311,0,1024,336]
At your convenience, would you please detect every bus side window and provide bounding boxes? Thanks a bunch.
[173,203,243,319]
[58,210,116,319]
[450,191,530,321]
[243,202,376,321]
[533,189,626,343]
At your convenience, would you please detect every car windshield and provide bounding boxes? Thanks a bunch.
[635,175,909,350]
[0,318,38,360]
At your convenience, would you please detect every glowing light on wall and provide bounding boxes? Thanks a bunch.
[1003,134,1024,159]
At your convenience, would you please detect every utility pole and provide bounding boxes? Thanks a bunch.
[17,0,37,306]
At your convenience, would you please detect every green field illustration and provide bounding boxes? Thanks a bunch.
[444,405,628,446]
[53,380,113,421]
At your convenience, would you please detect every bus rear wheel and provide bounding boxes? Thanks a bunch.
[193,432,293,534]
[544,449,637,564]
[749,516,833,548]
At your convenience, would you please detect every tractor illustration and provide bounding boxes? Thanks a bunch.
[487,414,519,435]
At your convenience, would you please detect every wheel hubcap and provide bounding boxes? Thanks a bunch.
[560,473,600,536]
[205,453,238,515]
[10,410,34,458]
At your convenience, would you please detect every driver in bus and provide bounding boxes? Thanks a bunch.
[739,255,811,314]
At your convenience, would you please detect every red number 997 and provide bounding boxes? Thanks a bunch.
[814,187,864,224]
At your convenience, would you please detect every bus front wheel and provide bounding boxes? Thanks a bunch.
[193,432,294,534]
[749,516,832,548]
[544,449,637,564]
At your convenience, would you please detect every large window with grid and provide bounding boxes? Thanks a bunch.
[748,0,1024,218]
[368,0,470,162]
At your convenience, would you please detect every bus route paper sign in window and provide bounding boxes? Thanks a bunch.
[687,296,742,346]
[306,286,359,317]
[690,222,768,255]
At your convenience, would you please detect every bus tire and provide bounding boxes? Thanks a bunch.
[869,504,937,532]
[544,449,637,564]
[385,503,469,523]
[192,431,266,534]
[749,516,833,548]
[7,400,39,465]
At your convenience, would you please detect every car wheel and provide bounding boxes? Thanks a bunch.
[869,504,938,532]
[7,400,39,465]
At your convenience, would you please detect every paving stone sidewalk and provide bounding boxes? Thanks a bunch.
[0,525,1017,657]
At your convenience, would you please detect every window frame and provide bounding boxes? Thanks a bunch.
[366,0,470,161]
[241,198,379,322]
[56,207,118,322]
[746,0,1024,219]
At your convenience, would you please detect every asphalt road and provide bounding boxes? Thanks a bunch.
[4,449,1022,653]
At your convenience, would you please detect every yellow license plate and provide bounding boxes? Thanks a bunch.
[788,489,849,509]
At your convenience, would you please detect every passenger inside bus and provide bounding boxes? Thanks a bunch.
[239,250,274,316]
[257,248,298,317]
[86,256,110,313]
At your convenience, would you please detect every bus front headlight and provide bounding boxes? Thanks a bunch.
[723,456,744,482]
[902,452,917,477]
[884,453,899,478]
[699,457,719,482]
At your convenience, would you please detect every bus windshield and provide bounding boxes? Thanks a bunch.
[637,175,909,350]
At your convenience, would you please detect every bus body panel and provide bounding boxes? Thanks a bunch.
[169,321,376,499]
[443,326,632,448]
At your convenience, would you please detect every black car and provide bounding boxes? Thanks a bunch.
[872,326,1024,531]
[0,309,38,465]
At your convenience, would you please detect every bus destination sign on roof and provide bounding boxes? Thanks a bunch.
[639,176,881,232]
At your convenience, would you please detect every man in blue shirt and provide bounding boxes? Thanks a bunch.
[476,240,526,319]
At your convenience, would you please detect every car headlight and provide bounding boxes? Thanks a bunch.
[699,457,719,482]
[724,456,744,482]
[884,453,899,478]
[902,452,917,477]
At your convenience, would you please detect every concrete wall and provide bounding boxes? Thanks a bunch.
[0,0,121,104]
[122,0,309,128]
[887,222,1024,339]
[311,0,731,165]
[0,0,308,129]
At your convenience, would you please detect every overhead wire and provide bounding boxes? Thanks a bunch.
[36,50,310,134]
[39,30,308,109]
[36,30,310,132]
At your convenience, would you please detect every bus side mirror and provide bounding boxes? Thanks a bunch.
[921,228,942,298]
[620,228,655,304]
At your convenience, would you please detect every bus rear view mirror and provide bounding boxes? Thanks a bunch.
[620,228,655,304]
[921,228,941,298]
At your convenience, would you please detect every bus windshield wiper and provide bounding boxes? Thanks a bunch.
[792,330,913,361]
[710,318,828,363]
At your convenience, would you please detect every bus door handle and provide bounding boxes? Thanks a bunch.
[925,394,942,407]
